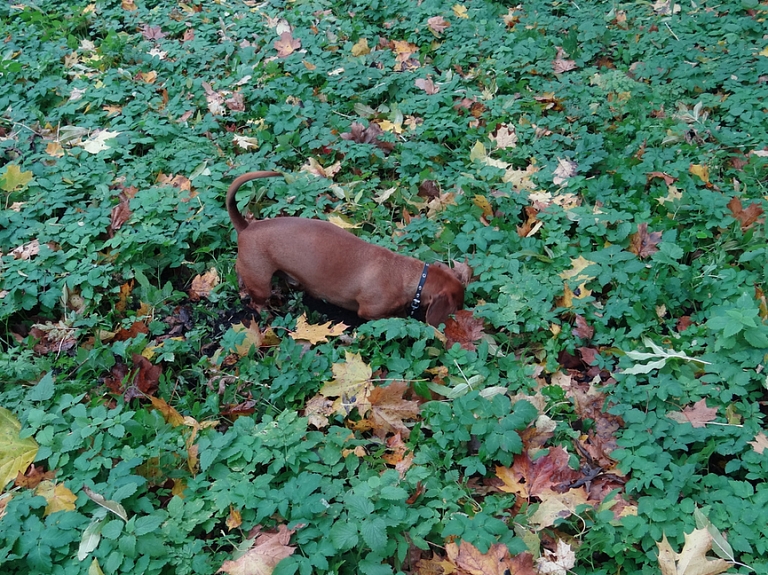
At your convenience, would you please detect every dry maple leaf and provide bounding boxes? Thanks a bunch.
[300,157,341,179]
[727,197,764,230]
[340,121,395,154]
[226,507,242,531]
[444,310,484,350]
[274,31,301,57]
[149,396,185,427]
[536,539,576,574]
[427,16,451,35]
[218,524,296,575]
[490,124,517,149]
[140,24,166,40]
[748,432,768,454]
[572,315,594,339]
[366,381,420,439]
[14,464,55,489]
[415,77,439,94]
[667,399,717,428]
[289,313,347,345]
[225,92,245,112]
[201,82,225,115]
[628,222,662,259]
[320,352,373,417]
[445,540,536,575]
[189,268,220,301]
[122,354,162,400]
[496,446,581,499]
[656,529,732,575]
[351,38,370,56]
[553,47,577,74]
[552,157,577,186]
[36,481,77,516]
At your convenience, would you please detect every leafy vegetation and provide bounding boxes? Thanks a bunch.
[1,0,767,573]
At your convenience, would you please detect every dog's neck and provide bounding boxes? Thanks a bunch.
[409,262,430,317]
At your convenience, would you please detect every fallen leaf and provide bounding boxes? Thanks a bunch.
[300,157,341,179]
[36,481,77,516]
[656,529,732,575]
[572,315,594,339]
[149,396,185,427]
[81,130,120,154]
[689,163,710,184]
[320,352,373,417]
[496,447,581,500]
[535,539,576,574]
[274,31,301,57]
[0,407,39,489]
[489,124,517,149]
[427,16,451,35]
[289,314,348,345]
[628,223,662,259]
[445,540,536,575]
[189,268,220,301]
[667,399,717,428]
[552,157,577,186]
[340,121,395,154]
[473,195,494,219]
[226,507,242,531]
[444,310,484,350]
[367,381,420,439]
[749,432,768,454]
[452,4,469,19]
[140,24,166,40]
[218,524,296,575]
[415,77,439,94]
[231,322,265,357]
[14,464,55,489]
[553,48,577,74]
[11,239,40,260]
[351,38,370,56]
[0,164,34,192]
[727,197,764,230]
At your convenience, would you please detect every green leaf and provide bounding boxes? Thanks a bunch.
[78,516,106,561]
[329,520,359,551]
[83,486,128,521]
[0,406,39,488]
[0,164,33,192]
[26,373,55,402]
[360,517,388,552]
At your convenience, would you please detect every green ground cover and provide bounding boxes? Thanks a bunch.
[1,0,767,573]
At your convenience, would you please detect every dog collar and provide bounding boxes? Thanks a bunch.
[409,262,430,317]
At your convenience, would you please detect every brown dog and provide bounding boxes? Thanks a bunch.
[226,171,466,326]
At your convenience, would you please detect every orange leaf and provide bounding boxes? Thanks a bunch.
[444,310,484,351]
[289,314,347,345]
[367,381,420,439]
[727,197,764,230]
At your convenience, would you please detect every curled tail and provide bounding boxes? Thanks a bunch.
[226,171,282,232]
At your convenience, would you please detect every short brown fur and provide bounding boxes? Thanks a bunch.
[226,171,466,326]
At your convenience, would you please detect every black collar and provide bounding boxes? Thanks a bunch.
[409,263,430,317]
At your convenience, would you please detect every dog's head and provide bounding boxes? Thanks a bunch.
[422,262,471,327]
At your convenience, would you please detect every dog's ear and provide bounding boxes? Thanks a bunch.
[451,259,473,287]
[425,289,461,327]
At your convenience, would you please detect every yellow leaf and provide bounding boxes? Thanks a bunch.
[469,140,487,162]
[46,142,65,157]
[231,322,264,357]
[326,214,360,230]
[453,4,469,18]
[351,38,370,56]
[760,46,768,57]
[689,164,710,184]
[149,396,185,427]
[657,184,683,205]
[472,195,493,218]
[377,119,396,132]
[320,352,373,417]
[656,529,732,575]
[0,406,38,489]
[226,506,242,531]
[171,478,186,497]
[302,60,316,70]
[0,164,34,192]
[89,558,105,575]
[289,314,348,345]
[558,256,596,283]
[36,481,77,516]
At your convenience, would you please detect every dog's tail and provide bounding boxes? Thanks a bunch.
[226,171,282,232]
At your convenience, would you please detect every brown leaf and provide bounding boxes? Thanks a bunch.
[572,315,594,340]
[274,31,301,57]
[367,381,420,439]
[444,310,484,351]
[517,206,541,238]
[110,196,131,235]
[11,239,40,260]
[445,540,536,575]
[14,464,55,489]
[628,222,662,259]
[496,447,581,499]
[225,92,245,112]
[127,354,161,399]
[149,396,185,427]
[226,507,242,531]
[418,179,440,199]
[748,432,768,454]
[647,171,677,186]
[415,77,439,94]
[189,268,220,301]
[667,399,717,428]
[427,16,451,35]
[553,47,577,74]
[140,25,166,40]
[218,524,296,575]
[727,197,764,230]
[340,121,394,154]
